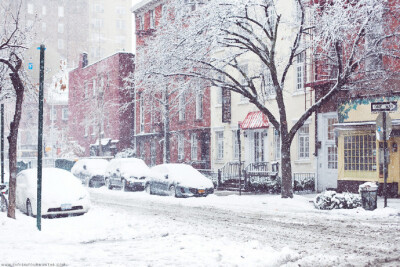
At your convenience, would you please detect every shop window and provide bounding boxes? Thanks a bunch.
[344,133,376,171]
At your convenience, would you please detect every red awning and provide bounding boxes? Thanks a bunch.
[240,111,269,130]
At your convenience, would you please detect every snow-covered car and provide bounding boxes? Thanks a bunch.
[104,158,151,191]
[71,158,108,187]
[147,164,214,197]
[16,168,90,217]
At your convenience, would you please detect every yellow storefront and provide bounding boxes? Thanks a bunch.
[335,97,400,196]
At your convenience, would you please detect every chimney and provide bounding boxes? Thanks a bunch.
[79,52,88,68]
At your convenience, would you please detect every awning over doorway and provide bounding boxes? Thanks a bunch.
[240,111,269,130]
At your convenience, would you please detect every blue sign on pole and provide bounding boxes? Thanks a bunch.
[28,63,33,70]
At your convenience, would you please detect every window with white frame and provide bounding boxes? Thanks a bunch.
[261,69,275,96]
[216,74,224,105]
[296,52,305,91]
[93,3,104,13]
[58,6,64,17]
[92,19,104,29]
[298,124,309,159]
[149,10,155,29]
[62,108,68,120]
[216,131,224,160]
[50,108,57,121]
[27,4,34,14]
[42,6,46,15]
[177,134,184,160]
[254,132,264,163]
[191,133,198,160]
[57,39,64,50]
[92,79,96,96]
[233,130,239,160]
[116,19,126,30]
[138,15,144,30]
[179,91,186,121]
[195,90,203,120]
[116,6,126,15]
[58,23,64,33]
[274,128,281,160]
[239,64,249,101]
[84,82,88,98]
[139,94,144,133]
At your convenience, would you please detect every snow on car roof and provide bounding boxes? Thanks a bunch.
[106,158,151,178]
[71,158,109,176]
[151,164,213,188]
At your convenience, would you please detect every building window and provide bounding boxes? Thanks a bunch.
[27,4,34,14]
[344,134,376,171]
[179,91,186,121]
[62,108,68,120]
[327,118,338,140]
[84,82,88,98]
[139,94,144,133]
[116,19,126,30]
[296,52,305,91]
[137,140,145,160]
[298,124,309,159]
[116,6,126,15]
[191,133,198,160]
[233,131,239,160]
[50,108,57,121]
[216,131,224,160]
[274,129,281,160]
[328,145,338,169]
[150,140,156,166]
[261,69,275,97]
[254,132,264,163]
[92,79,96,96]
[42,6,46,15]
[58,6,64,17]
[149,10,155,29]
[177,134,184,160]
[93,4,104,13]
[58,23,64,33]
[195,90,203,120]
[57,39,64,50]
[138,15,144,30]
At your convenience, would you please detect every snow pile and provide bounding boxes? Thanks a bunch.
[358,182,378,193]
[314,191,361,210]
[71,158,109,177]
[106,158,151,178]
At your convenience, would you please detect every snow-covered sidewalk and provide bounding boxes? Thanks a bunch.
[0,189,399,266]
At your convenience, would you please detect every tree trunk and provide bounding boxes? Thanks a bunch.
[280,142,293,198]
[7,72,24,219]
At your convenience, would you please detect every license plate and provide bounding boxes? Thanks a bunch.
[61,204,72,211]
[198,189,205,194]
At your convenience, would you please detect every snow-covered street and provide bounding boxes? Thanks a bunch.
[1,188,400,266]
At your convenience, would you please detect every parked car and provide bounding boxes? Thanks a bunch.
[16,168,90,217]
[147,164,214,197]
[104,158,151,191]
[71,158,108,187]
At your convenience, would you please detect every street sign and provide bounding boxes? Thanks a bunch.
[376,112,392,140]
[371,101,398,113]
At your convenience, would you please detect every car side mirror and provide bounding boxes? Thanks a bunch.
[165,175,168,179]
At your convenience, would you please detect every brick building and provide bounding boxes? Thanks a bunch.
[68,52,135,156]
[132,0,211,168]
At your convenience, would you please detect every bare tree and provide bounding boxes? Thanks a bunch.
[0,1,35,218]
[143,0,400,198]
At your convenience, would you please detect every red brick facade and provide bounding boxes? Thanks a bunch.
[68,52,135,156]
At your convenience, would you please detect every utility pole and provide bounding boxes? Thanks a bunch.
[37,44,45,231]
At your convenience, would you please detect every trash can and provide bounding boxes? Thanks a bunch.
[359,182,378,211]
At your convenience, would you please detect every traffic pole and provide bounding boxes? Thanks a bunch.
[37,44,45,231]
[383,112,388,208]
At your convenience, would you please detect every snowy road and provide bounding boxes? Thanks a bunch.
[89,189,400,266]
[1,188,400,266]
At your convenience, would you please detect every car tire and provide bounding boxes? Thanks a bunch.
[105,179,112,190]
[168,185,176,197]
[145,183,152,194]
[26,199,33,217]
